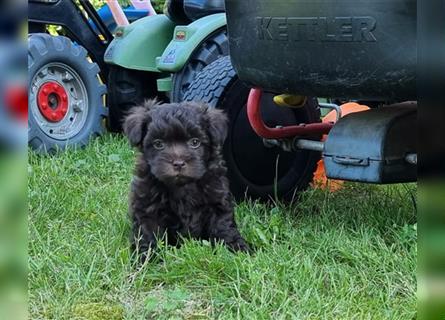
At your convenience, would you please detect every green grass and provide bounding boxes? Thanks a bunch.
[29,135,417,319]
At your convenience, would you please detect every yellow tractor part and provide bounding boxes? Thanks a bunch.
[273,94,307,108]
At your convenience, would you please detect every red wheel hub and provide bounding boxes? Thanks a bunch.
[37,81,69,122]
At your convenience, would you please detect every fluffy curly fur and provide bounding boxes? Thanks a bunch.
[124,100,249,259]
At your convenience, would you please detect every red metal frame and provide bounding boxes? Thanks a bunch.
[247,88,334,139]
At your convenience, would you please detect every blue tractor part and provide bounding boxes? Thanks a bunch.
[93,4,150,33]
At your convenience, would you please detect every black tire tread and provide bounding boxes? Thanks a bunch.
[183,56,237,106]
[171,29,228,102]
[106,65,158,132]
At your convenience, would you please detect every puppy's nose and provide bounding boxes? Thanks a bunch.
[172,160,186,170]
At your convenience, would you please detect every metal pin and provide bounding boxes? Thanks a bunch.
[405,153,417,165]
[62,72,74,82]
[73,101,83,113]
[38,68,48,78]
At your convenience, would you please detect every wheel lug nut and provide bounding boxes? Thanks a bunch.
[42,88,49,95]
[41,102,48,110]
[53,84,58,91]
[73,103,83,113]
[62,94,68,101]
[62,72,73,82]
[51,112,57,120]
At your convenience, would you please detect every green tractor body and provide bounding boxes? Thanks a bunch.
[104,14,175,73]
[104,13,226,91]
[156,13,226,72]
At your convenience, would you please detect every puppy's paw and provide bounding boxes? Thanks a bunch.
[229,239,254,255]
[131,241,158,265]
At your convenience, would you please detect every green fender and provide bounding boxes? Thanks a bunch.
[156,13,226,72]
[104,15,175,72]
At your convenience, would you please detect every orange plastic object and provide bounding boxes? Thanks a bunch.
[312,102,370,191]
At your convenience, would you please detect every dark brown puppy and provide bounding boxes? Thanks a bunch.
[124,100,249,260]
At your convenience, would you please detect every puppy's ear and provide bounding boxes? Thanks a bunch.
[205,107,228,146]
[123,100,158,147]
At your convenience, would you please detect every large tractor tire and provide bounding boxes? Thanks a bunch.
[106,65,159,132]
[28,33,107,154]
[171,29,228,102]
[184,56,322,201]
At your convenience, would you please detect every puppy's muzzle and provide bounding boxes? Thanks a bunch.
[172,160,186,172]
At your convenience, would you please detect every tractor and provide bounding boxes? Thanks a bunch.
[183,0,417,197]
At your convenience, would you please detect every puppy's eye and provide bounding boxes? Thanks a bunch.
[152,139,165,150]
[188,138,201,149]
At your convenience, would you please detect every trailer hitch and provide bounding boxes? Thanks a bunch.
[247,88,334,139]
